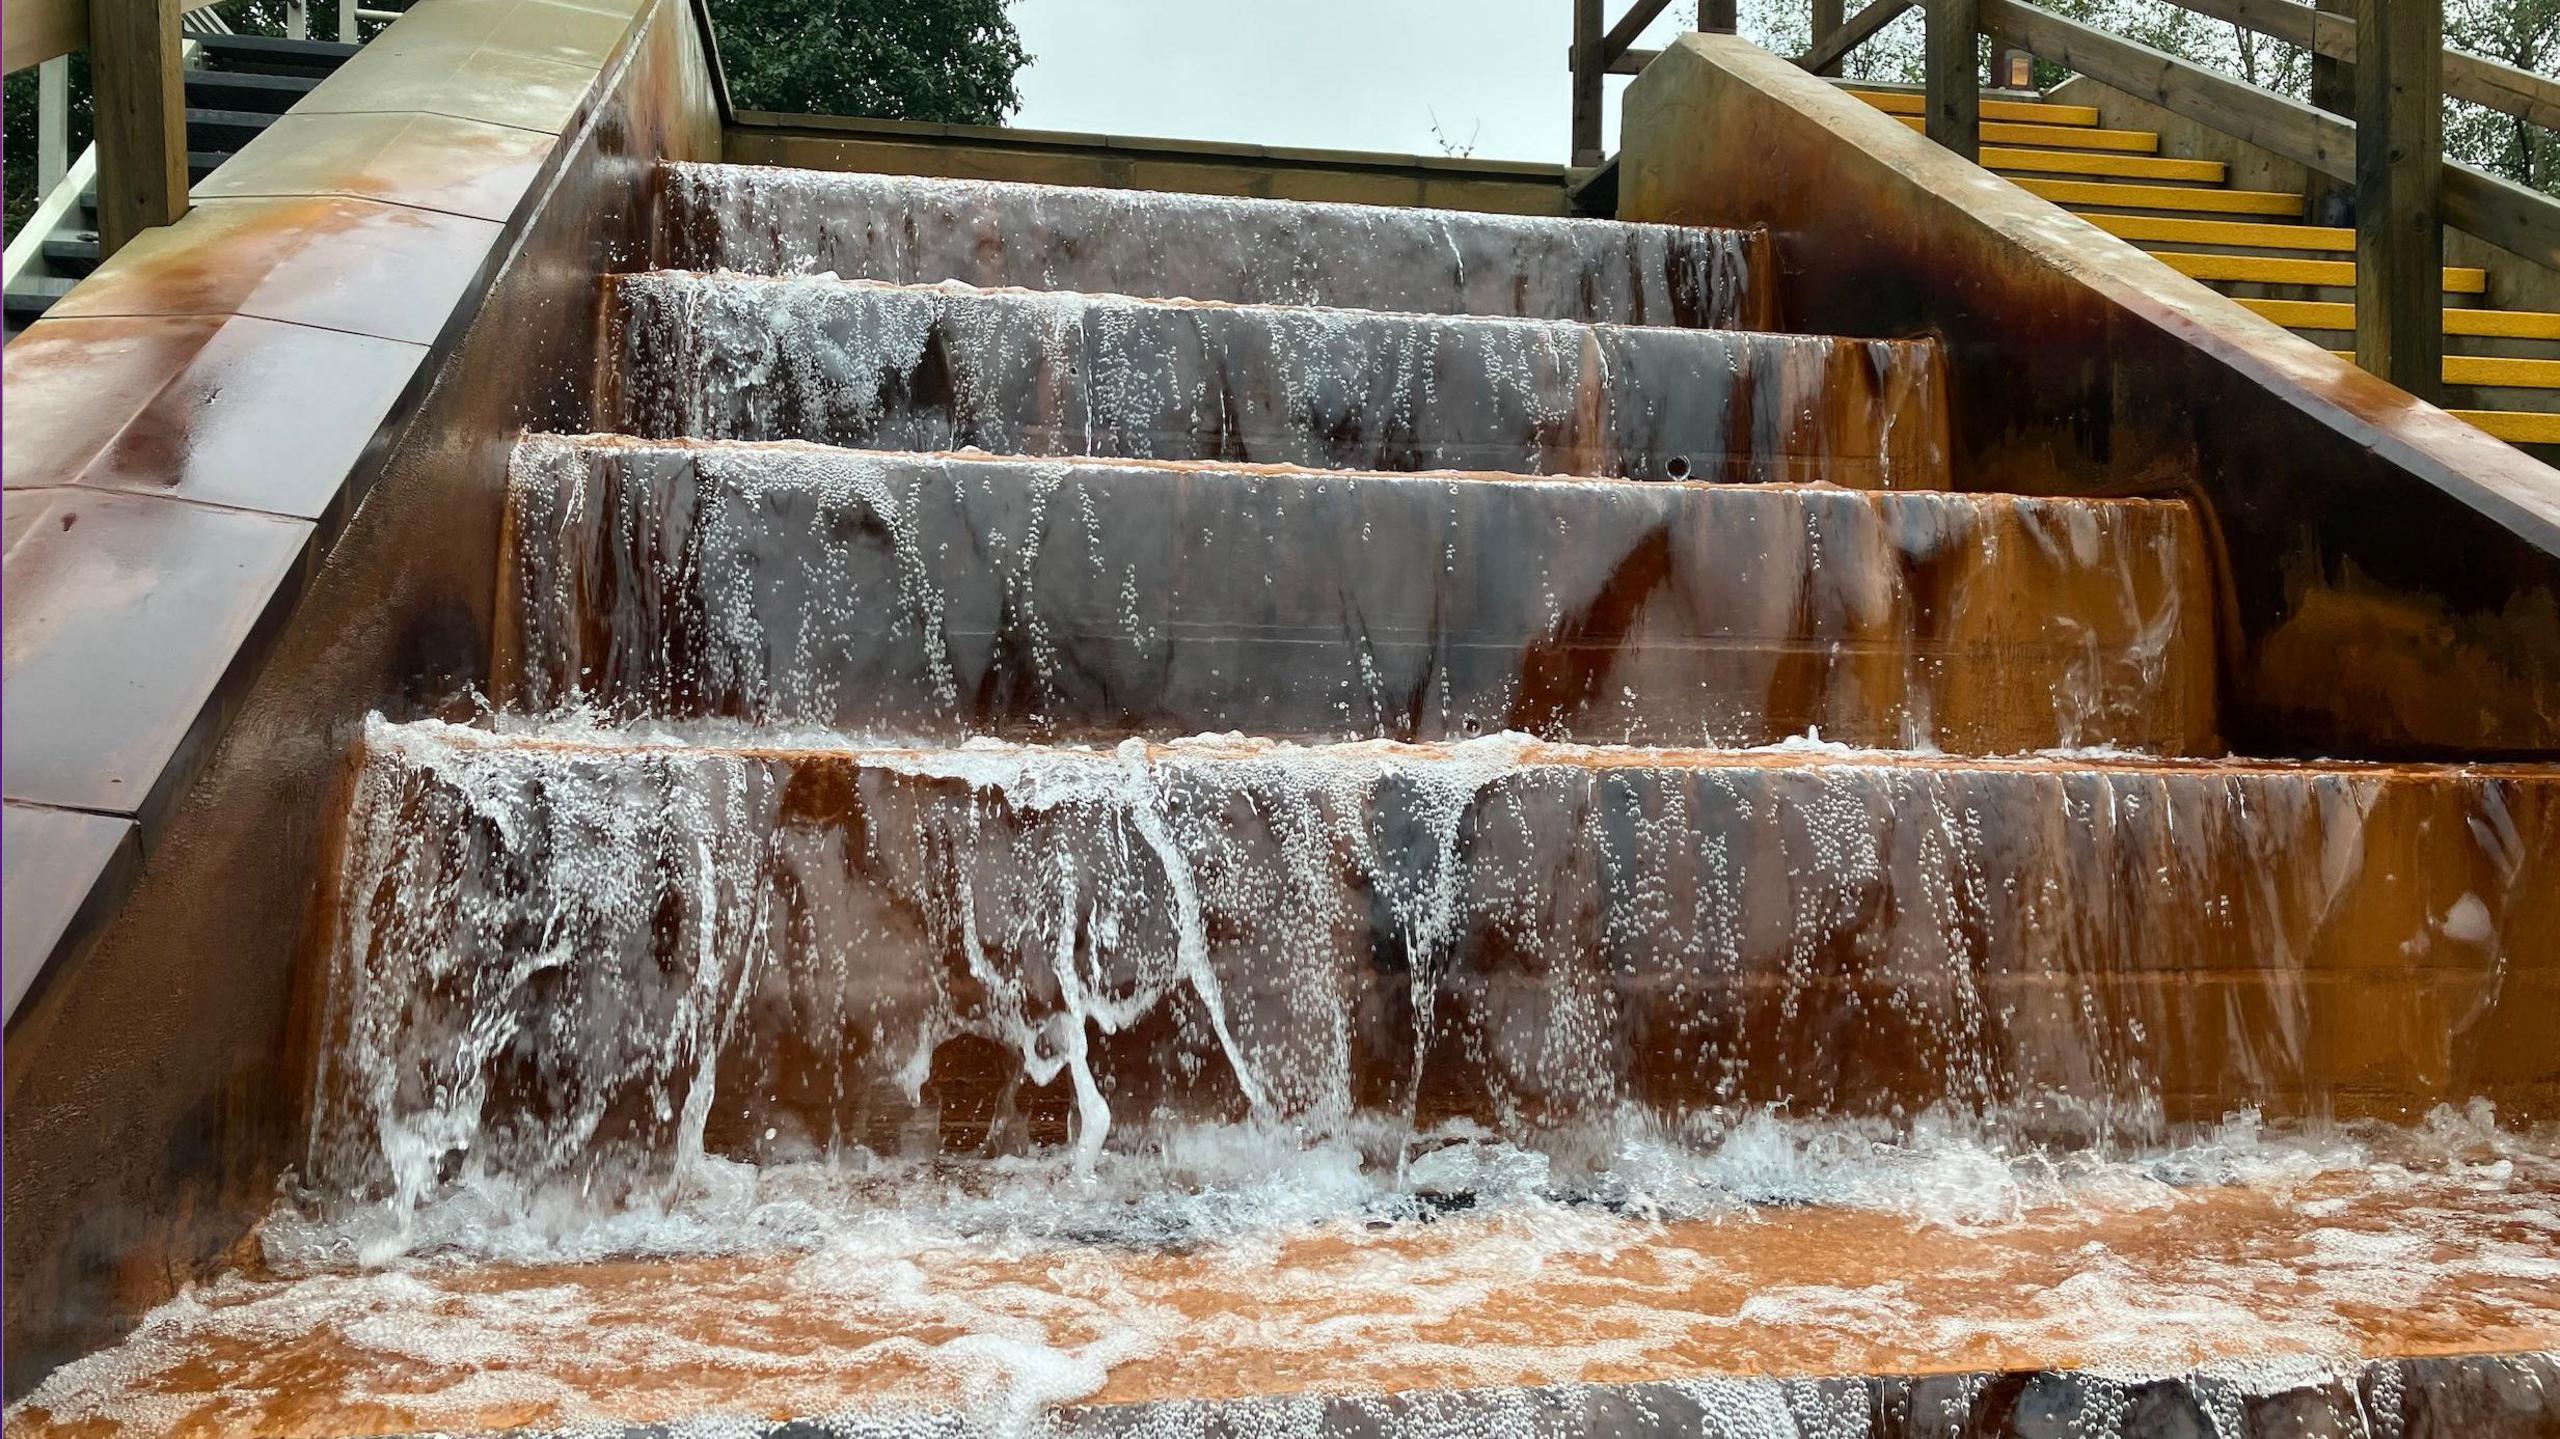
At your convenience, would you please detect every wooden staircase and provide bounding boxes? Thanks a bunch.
[1851,86,2560,449]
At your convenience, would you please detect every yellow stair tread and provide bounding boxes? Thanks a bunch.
[1851,89,2102,126]
[1894,114,2161,152]
[2455,409,2560,444]
[2158,250,2489,293]
[1984,147,2227,183]
[2088,212,2354,254]
[2328,352,2560,389]
[2024,177,2303,216]
[2244,299,2560,341]
[2164,251,2490,292]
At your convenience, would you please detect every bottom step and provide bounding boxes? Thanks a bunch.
[8,1122,2556,1435]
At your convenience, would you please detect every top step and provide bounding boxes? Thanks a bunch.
[659,165,1776,330]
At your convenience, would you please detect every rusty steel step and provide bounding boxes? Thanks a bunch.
[603,274,1953,487]
[499,436,2216,755]
[661,164,1777,329]
[311,718,2560,1189]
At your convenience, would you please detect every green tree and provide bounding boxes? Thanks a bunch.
[708,0,1028,124]
[5,1,1030,244]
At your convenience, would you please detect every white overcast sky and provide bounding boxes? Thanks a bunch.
[1010,2,1701,164]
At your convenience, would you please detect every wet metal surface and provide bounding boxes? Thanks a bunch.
[8,1150,2558,1436]
[1,0,719,1395]
[500,437,2214,753]
[46,195,506,346]
[1,314,425,518]
[307,724,2559,1184]
[0,805,138,1022]
[659,165,1776,328]
[606,275,1951,486]
[0,486,312,824]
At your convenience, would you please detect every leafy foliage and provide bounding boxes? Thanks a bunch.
[707,0,1028,123]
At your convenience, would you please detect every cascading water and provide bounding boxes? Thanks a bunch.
[603,274,1953,486]
[12,161,2559,1439]
[656,166,1778,330]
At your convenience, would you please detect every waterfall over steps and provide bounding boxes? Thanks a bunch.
[15,166,2559,1439]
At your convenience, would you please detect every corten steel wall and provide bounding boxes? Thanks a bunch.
[1620,36,2560,760]
[0,0,721,1389]
[720,112,1577,217]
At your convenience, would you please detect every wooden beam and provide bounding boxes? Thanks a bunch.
[5,0,84,74]
[2353,0,2443,402]
[1795,0,1918,77]
[2304,0,2353,225]
[1925,0,1982,160]
[2173,0,2560,132]
[1980,0,2560,271]
[1701,0,1739,34]
[1572,0,1605,167]
[89,0,187,257]
[1980,0,2355,176]
[1599,0,1677,66]
[1811,0,1848,75]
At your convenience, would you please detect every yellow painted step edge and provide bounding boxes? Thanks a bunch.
[1894,114,2161,153]
[2455,410,2560,444]
[2243,299,2560,342]
[1985,146,2227,183]
[1851,89,2102,126]
[2159,251,2489,294]
[2025,177,2303,216]
[2327,352,2560,389]
[2087,212,2354,254]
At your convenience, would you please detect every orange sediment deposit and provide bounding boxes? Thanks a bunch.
[9,1134,2558,1437]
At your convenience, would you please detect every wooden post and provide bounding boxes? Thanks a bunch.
[1810,0,1846,72]
[1572,0,1604,167]
[1924,0,1981,161]
[89,0,187,258]
[1702,0,1739,33]
[2305,0,2354,225]
[2352,0,2442,403]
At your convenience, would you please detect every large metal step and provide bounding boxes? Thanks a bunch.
[662,163,1777,329]
[308,717,2560,1182]
[604,274,1952,487]
[499,435,2216,755]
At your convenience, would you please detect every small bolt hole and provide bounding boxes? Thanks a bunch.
[1665,456,1693,481]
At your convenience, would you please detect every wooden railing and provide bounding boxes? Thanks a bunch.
[1570,0,2560,404]
[6,0,204,257]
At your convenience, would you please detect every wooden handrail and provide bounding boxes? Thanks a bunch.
[1599,0,1677,69]
[5,0,224,74]
[1797,0,1917,77]
[2166,0,2560,135]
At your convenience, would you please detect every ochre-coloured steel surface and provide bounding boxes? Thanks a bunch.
[1617,36,2560,758]
[603,273,1952,487]
[0,0,720,1396]
[302,724,2560,1194]
[656,164,1778,329]
[497,437,2216,754]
